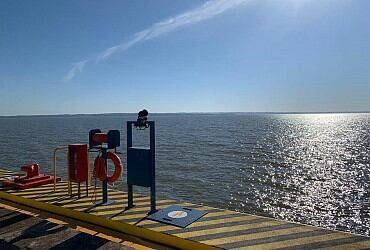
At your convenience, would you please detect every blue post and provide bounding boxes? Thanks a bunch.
[126,120,156,214]
[149,121,156,214]
[127,121,134,208]
[102,148,108,204]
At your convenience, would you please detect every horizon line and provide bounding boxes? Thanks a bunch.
[1,110,370,118]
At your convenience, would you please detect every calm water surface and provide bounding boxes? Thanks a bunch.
[0,113,369,236]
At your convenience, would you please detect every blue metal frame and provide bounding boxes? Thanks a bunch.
[127,121,156,214]
[100,148,109,205]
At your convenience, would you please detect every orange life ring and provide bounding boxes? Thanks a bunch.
[93,152,122,183]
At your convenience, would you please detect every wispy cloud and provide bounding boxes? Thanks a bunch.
[64,0,250,81]
[63,60,88,82]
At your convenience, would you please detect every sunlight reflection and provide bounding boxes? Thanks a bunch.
[245,113,370,235]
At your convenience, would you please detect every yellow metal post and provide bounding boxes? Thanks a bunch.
[53,146,68,192]
[87,151,90,186]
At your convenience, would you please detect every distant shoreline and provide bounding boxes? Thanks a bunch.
[0,111,370,118]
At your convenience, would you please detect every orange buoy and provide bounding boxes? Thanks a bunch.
[93,152,122,183]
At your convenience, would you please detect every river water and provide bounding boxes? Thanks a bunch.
[0,113,369,236]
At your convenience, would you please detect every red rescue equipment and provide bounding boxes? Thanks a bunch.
[92,133,108,144]
[93,152,122,183]
[68,144,89,183]
[68,144,89,197]
[3,164,61,189]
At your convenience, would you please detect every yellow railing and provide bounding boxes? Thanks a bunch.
[53,146,68,193]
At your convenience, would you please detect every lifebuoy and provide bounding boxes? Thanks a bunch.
[93,152,122,183]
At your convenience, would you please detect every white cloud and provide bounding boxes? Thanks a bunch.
[64,0,250,81]
[63,60,88,82]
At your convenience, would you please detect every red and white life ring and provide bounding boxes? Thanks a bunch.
[93,152,122,183]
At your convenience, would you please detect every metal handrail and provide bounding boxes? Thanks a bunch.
[53,146,68,192]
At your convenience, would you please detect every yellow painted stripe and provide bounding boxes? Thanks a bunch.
[232,232,353,250]
[74,199,173,212]
[3,185,66,195]
[90,203,176,216]
[0,203,38,217]
[0,191,219,250]
[0,175,14,178]
[6,187,71,196]
[4,182,127,195]
[6,183,67,192]
[0,170,15,174]
[111,213,149,222]
[12,190,78,199]
[174,220,287,238]
[35,193,103,202]
[201,225,317,246]
[198,210,236,216]
[61,195,151,208]
[137,219,170,226]
[15,189,123,199]
[86,200,202,215]
[183,215,257,229]
[33,191,133,202]
[0,171,15,174]
[317,240,370,250]
[152,215,258,232]
[34,193,71,200]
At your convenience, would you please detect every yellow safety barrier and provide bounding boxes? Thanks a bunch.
[53,146,68,192]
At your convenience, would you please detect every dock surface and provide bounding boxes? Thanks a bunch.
[1,168,370,249]
[0,206,131,250]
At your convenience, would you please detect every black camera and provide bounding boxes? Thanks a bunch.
[135,109,149,129]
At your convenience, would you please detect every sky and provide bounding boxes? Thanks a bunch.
[0,0,369,115]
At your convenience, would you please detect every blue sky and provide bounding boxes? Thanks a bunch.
[0,0,369,115]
